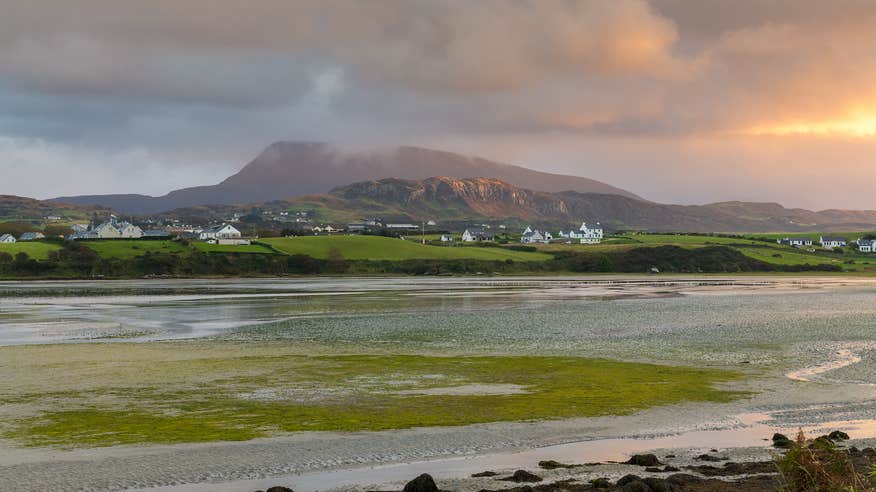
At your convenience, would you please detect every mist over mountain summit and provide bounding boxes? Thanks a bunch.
[54,142,640,214]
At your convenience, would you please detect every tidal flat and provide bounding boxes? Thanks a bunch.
[2,277,876,491]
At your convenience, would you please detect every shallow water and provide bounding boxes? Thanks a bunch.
[4,276,876,491]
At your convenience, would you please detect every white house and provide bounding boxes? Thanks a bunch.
[857,239,876,253]
[521,227,552,244]
[462,228,494,242]
[116,222,144,239]
[440,234,453,242]
[778,237,813,247]
[820,236,847,249]
[573,221,603,244]
[0,234,16,243]
[199,224,241,240]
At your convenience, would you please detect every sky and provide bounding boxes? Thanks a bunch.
[3,0,876,209]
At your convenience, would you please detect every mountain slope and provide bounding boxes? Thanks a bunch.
[54,142,641,214]
[160,176,876,233]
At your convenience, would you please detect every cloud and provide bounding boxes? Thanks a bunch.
[4,1,876,209]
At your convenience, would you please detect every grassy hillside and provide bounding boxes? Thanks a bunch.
[82,240,188,259]
[263,236,552,261]
[192,243,277,254]
[0,242,63,260]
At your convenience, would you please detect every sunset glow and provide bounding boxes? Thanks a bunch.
[747,113,876,138]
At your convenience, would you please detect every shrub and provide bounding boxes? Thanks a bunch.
[775,430,870,491]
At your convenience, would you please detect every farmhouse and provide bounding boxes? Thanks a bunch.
[820,236,847,249]
[857,239,876,253]
[386,223,420,232]
[462,228,494,242]
[199,224,241,240]
[18,232,45,241]
[0,234,16,243]
[572,221,603,244]
[778,237,813,247]
[70,219,144,240]
[521,227,552,244]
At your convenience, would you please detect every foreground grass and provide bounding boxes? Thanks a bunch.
[263,235,552,261]
[0,242,62,260]
[0,342,746,448]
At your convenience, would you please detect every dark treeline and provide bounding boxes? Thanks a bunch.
[0,243,841,279]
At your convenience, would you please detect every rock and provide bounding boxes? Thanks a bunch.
[617,475,643,486]
[266,487,294,492]
[626,454,662,466]
[643,477,678,491]
[663,454,676,459]
[537,460,574,469]
[644,467,661,472]
[829,430,851,441]
[471,471,498,477]
[662,466,680,472]
[500,470,543,483]
[590,477,612,488]
[620,480,652,492]
[402,474,438,492]
[694,454,729,462]
[772,433,793,448]
[686,461,777,477]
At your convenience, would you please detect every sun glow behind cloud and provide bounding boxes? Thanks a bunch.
[746,112,876,137]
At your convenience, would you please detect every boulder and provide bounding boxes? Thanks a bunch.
[626,454,662,466]
[538,460,576,469]
[620,480,652,492]
[590,477,612,489]
[616,475,643,486]
[772,433,793,448]
[266,487,295,492]
[402,473,439,492]
[829,430,851,441]
[694,454,729,462]
[501,470,543,483]
[471,471,498,477]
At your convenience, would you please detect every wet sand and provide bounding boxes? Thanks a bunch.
[3,276,876,491]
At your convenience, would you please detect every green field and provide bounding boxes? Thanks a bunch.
[82,240,188,259]
[263,236,552,261]
[0,342,745,447]
[191,242,277,254]
[0,242,62,260]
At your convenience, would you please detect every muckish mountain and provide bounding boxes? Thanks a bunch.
[322,177,876,232]
[163,176,876,233]
[54,142,641,215]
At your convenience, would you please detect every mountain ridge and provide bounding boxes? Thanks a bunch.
[155,176,876,233]
[53,142,642,214]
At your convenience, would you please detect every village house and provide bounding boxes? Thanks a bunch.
[462,228,494,242]
[521,226,553,244]
[0,234,16,243]
[857,239,876,253]
[820,236,847,249]
[386,223,420,232]
[778,237,813,247]
[18,232,45,241]
[70,219,144,240]
[572,221,603,244]
[440,234,453,242]
[199,224,241,241]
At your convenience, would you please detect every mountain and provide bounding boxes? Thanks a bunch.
[53,142,642,215]
[161,176,876,233]
[0,195,110,224]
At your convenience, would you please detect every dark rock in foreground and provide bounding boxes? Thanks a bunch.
[403,473,439,492]
[625,454,662,467]
[771,432,793,448]
[500,470,543,483]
